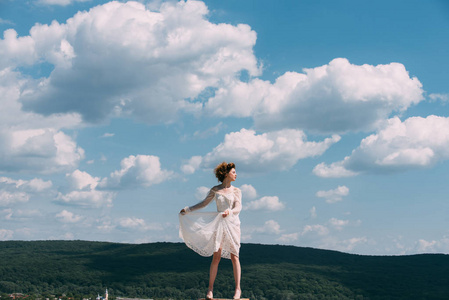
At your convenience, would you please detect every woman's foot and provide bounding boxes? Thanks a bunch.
[206,289,213,300]
[233,288,241,299]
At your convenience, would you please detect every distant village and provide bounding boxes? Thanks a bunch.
[0,290,153,300]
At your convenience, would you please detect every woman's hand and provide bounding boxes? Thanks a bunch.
[222,209,230,218]
[180,206,191,215]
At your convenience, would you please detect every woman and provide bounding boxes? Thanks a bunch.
[179,162,242,300]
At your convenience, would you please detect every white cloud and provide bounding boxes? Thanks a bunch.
[314,115,449,177]
[310,206,317,219]
[55,210,83,223]
[254,220,282,235]
[0,128,84,174]
[57,169,114,207]
[0,229,14,240]
[194,186,210,200]
[59,232,75,240]
[244,220,283,239]
[66,169,100,190]
[416,239,437,252]
[328,218,350,230]
[58,156,171,207]
[316,186,349,203]
[1,208,13,219]
[0,191,29,206]
[277,232,299,243]
[192,122,226,139]
[313,161,358,178]
[0,177,52,192]
[103,155,173,188]
[413,237,449,253]
[100,133,115,138]
[26,178,53,191]
[5,209,42,220]
[239,184,257,199]
[302,224,329,236]
[201,128,340,173]
[323,236,369,252]
[36,0,90,6]
[118,217,163,231]
[0,18,14,25]
[15,227,35,237]
[245,196,285,211]
[205,58,423,133]
[429,93,449,103]
[0,68,84,175]
[96,217,115,232]
[8,1,259,123]
[57,189,115,208]
[181,156,202,175]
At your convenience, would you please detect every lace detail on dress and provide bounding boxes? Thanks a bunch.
[179,187,242,259]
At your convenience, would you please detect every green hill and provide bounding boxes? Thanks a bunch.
[0,240,448,300]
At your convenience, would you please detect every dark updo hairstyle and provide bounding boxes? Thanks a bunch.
[214,162,236,182]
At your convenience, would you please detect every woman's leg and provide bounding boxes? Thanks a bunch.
[208,249,222,293]
[231,253,241,299]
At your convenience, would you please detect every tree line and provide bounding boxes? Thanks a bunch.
[0,240,448,300]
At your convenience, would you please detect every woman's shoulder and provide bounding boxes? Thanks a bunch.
[233,186,241,194]
[211,185,221,192]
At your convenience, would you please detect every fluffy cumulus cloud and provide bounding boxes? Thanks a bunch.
[244,220,282,237]
[413,237,449,253]
[0,67,83,174]
[0,190,29,207]
[118,217,163,231]
[181,156,202,175]
[239,184,257,199]
[314,115,449,177]
[316,186,349,203]
[66,169,100,190]
[277,232,299,243]
[55,209,83,223]
[57,189,115,208]
[276,217,365,252]
[205,58,424,133]
[57,155,172,207]
[1,1,259,123]
[103,155,173,188]
[255,220,282,234]
[0,177,52,192]
[328,218,350,230]
[0,127,84,174]
[199,128,340,173]
[245,196,285,211]
[302,224,329,236]
[57,170,115,207]
[0,176,53,207]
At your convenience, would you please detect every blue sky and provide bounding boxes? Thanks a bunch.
[0,0,448,255]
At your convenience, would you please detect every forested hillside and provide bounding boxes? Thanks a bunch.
[0,241,448,300]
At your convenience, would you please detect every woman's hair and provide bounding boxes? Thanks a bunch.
[214,162,236,182]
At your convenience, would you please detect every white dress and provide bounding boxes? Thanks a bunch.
[179,187,242,259]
